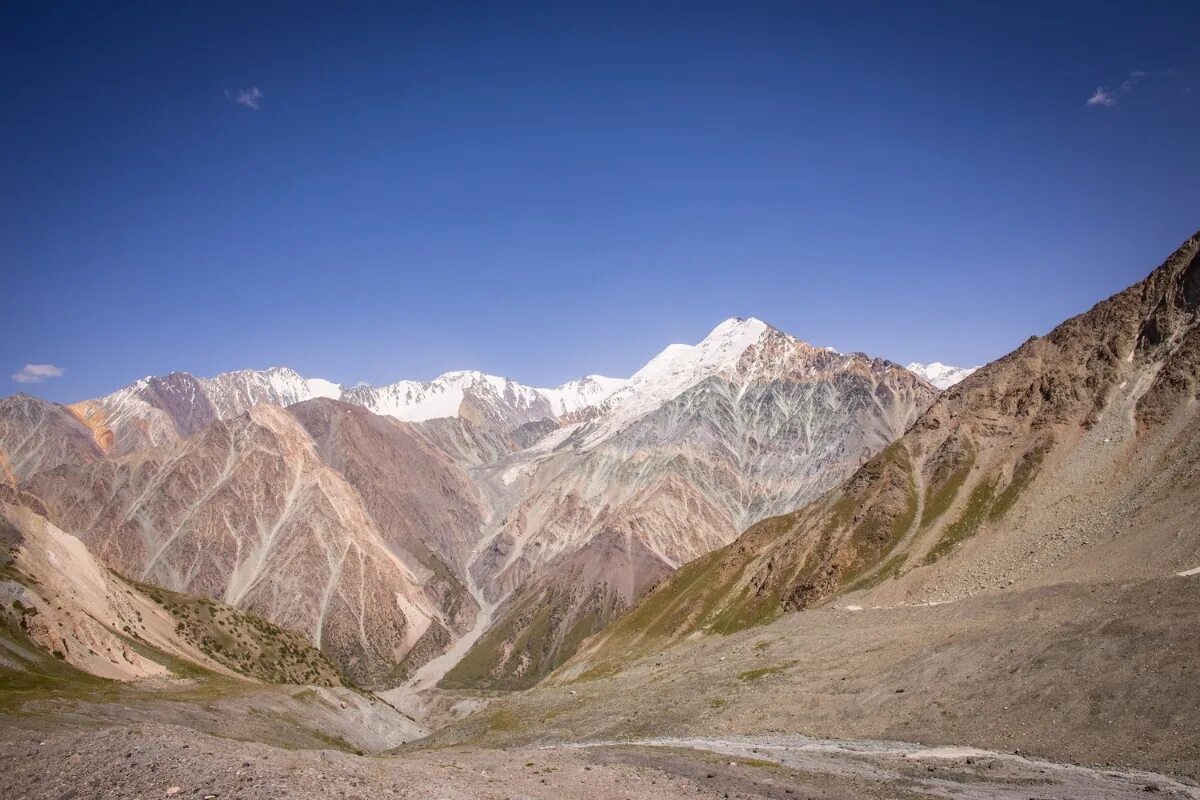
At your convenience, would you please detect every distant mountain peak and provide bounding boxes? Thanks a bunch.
[906,361,979,390]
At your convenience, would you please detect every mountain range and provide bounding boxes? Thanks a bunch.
[2,317,963,688]
[3,232,1198,799]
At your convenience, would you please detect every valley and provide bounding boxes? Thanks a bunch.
[2,233,1198,798]
[7,1,1200,795]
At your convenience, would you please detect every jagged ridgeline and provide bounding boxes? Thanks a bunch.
[569,231,1200,669]
[3,315,942,691]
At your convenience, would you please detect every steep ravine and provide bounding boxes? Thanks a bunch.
[378,501,511,718]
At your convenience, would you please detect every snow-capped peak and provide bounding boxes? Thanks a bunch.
[906,361,978,390]
[74,316,884,447]
[201,366,343,418]
[577,317,780,448]
[632,317,770,383]
[538,375,631,416]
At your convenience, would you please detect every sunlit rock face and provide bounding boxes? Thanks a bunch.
[0,393,104,483]
[25,405,445,687]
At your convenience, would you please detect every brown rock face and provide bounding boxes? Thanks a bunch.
[443,530,671,689]
[25,405,443,687]
[578,231,1200,662]
[286,399,487,661]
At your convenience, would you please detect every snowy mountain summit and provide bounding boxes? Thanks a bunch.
[906,361,979,390]
[67,318,968,455]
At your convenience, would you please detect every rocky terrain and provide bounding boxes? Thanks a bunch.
[0,394,103,482]
[6,717,1197,800]
[430,577,1200,780]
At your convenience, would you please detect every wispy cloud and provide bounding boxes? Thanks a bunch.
[225,86,263,110]
[13,363,64,384]
[1086,70,1149,108]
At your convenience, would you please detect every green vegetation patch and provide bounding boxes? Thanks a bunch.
[920,448,975,529]
[0,621,119,712]
[924,443,1048,566]
[924,477,996,564]
[487,706,522,731]
[566,660,622,684]
[442,584,614,691]
[130,579,343,686]
[988,446,1047,522]
[837,442,919,588]
[601,543,752,648]
[842,551,906,594]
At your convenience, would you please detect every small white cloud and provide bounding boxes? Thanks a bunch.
[354,380,371,388]
[225,86,263,110]
[1087,70,1155,108]
[13,364,64,384]
[1121,70,1147,90]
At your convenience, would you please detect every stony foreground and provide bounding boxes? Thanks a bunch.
[4,720,1199,800]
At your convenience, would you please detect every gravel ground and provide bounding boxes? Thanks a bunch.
[4,719,1198,800]
[425,576,1200,781]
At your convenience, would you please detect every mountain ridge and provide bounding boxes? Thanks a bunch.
[37,318,974,460]
[565,230,1200,668]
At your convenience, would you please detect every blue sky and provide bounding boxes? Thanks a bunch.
[3,1,1199,402]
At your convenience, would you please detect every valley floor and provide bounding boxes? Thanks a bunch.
[4,721,1198,799]
[3,575,1198,799]
[421,575,1200,780]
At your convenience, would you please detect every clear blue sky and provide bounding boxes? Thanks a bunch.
[4,1,1199,402]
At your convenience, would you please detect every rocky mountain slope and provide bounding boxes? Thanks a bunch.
[0,394,103,483]
[0,485,344,686]
[286,398,489,670]
[444,319,938,688]
[22,405,449,687]
[572,231,1200,665]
